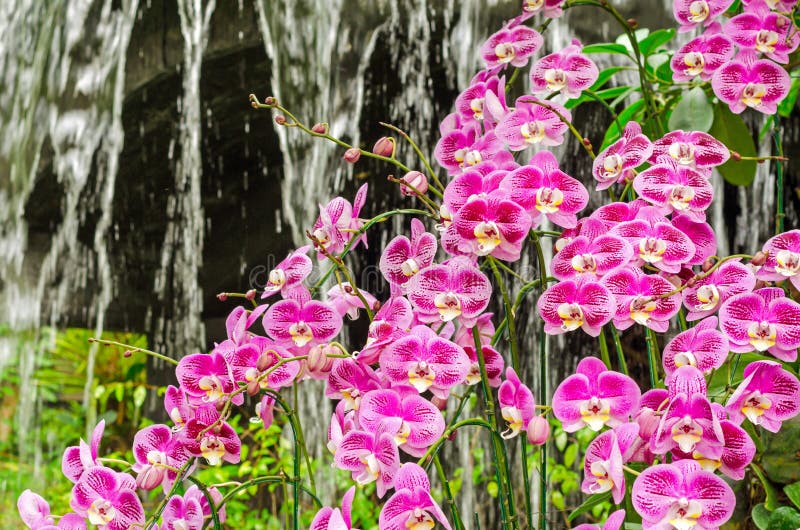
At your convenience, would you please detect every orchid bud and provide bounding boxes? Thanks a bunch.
[431,396,448,411]
[136,466,165,491]
[636,407,661,440]
[216,292,228,301]
[372,136,396,157]
[526,416,550,446]
[311,122,328,134]
[124,350,133,358]
[274,115,287,125]
[215,399,226,412]
[257,395,275,430]
[731,151,741,161]
[256,353,273,372]
[264,96,276,105]
[245,289,256,301]
[343,148,361,163]
[751,251,768,266]
[399,171,429,196]
[702,258,715,272]
[246,380,260,396]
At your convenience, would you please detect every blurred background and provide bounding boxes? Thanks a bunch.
[2,0,799,527]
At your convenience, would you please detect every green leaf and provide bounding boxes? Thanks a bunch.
[132,385,147,409]
[778,77,800,118]
[564,443,578,468]
[668,87,714,133]
[753,504,772,530]
[552,490,565,510]
[639,28,676,56]
[591,66,627,91]
[568,491,612,522]
[708,103,757,186]
[767,506,800,530]
[555,430,568,451]
[753,464,781,511]
[600,99,646,151]
[784,481,800,510]
[583,43,631,57]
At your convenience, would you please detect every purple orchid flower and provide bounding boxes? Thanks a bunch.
[726,360,800,432]
[310,486,356,530]
[453,192,532,260]
[455,74,508,129]
[358,387,445,457]
[18,491,87,530]
[214,305,270,358]
[176,351,242,406]
[672,214,717,266]
[406,256,492,327]
[573,510,626,530]
[537,278,616,337]
[530,39,599,99]
[498,367,537,439]
[634,158,714,221]
[162,494,204,530]
[463,343,504,387]
[678,404,756,479]
[592,122,654,190]
[312,184,368,256]
[652,365,724,458]
[379,463,452,530]
[757,229,800,289]
[442,168,508,217]
[164,385,193,430]
[521,0,567,18]
[719,287,800,361]
[184,485,226,524]
[356,297,414,365]
[662,317,728,379]
[334,424,399,498]
[712,55,790,114]
[380,219,438,289]
[452,313,495,350]
[380,325,470,399]
[682,259,755,320]
[609,211,696,274]
[649,130,730,173]
[131,424,191,491]
[70,467,144,530]
[552,357,641,432]
[632,459,734,530]
[551,234,633,281]
[263,295,342,353]
[261,245,312,299]
[435,128,509,175]
[673,0,734,32]
[601,267,682,332]
[326,358,382,411]
[480,24,543,69]
[326,282,378,320]
[671,31,736,81]
[225,338,300,391]
[495,97,571,150]
[500,150,589,229]
[183,405,241,466]
[726,1,799,64]
[582,423,640,503]
[743,0,796,9]
[62,420,105,483]
[327,402,358,456]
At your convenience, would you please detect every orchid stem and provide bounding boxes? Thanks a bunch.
[488,256,520,370]
[379,121,445,196]
[598,327,612,369]
[645,327,661,388]
[434,455,464,530]
[774,122,785,234]
[87,338,178,366]
[608,326,628,375]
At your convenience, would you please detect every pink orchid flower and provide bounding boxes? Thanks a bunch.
[726,1,799,64]
[552,357,641,432]
[601,267,682,332]
[225,338,300,391]
[175,351,242,406]
[380,219,438,289]
[312,184,368,256]
[434,128,508,175]
[453,192,532,260]
[712,56,790,114]
[592,122,653,190]
[719,287,800,361]
[652,366,724,458]
[573,510,626,530]
[673,0,734,32]
[334,424,399,498]
[757,229,800,289]
[743,0,796,9]
[609,212,696,274]
[463,343,504,387]
[380,325,470,398]
[725,360,800,432]
[62,420,105,483]
[358,387,445,457]
[70,467,144,530]
[452,313,495,349]
[325,358,382,411]
[582,423,640,504]
[498,367,537,439]
[634,158,714,221]
[310,486,356,530]
[530,39,599,99]
[500,150,589,229]
[263,296,342,353]
[455,74,508,129]
[162,494,204,530]
[480,24,543,69]
[662,317,728,379]
[537,278,616,337]
[356,297,414,365]
[406,256,492,327]
[682,259,755,320]
[327,402,358,456]
[164,385,193,430]
[256,394,276,430]
[261,246,312,300]
[495,97,571,150]
[18,491,86,530]
[649,130,730,173]
[183,405,241,466]
[671,32,735,81]
[551,234,633,281]
[672,214,718,266]
[379,463,452,530]
[521,0,567,18]
[632,460,734,530]
[442,168,508,217]
[183,485,226,524]
[327,282,379,320]
[131,424,191,491]
[214,305,270,357]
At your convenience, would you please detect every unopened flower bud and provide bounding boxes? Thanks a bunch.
[702,258,715,272]
[447,429,457,441]
[751,251,768,266]
[215,399,227,412]
[274,115,287,125]
[256,352,273,372]
[372,136,396,158]
[245,289,257,301]
[246,380,261,396]
[136,466,165,491]
[627,18,638,28]
[636,407,660,440]
[431,396,448,411]
[311,122,328,134]
[582,137,592,148]
[399,171,429,196]
[526,416,550,446]
[343,148,361,163]
[124,350,133,358]
[686,276,697,288]
[731,151,741,161]
[264,96,276,105]
[216,292,228,301]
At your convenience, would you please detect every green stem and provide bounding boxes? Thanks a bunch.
[379,121,444,196]
[645,327,660,388]
[88,338,178,366]
[488,256,520,370]
[434,455,464,530]
[599,327,612,369]
[521,438,533,530]
[608,326,628,376]
[774,122,785,234]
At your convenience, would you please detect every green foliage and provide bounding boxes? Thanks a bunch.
[668,87,713,133]
[708,104,757,186]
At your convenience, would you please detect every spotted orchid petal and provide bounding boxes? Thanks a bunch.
[726,360,800,432]
[261,246,312,299]
[634,159,713,221]
[498,367,537,439]
[662,317,728,378]
[495,97,571,150]
[537,278,616,337]
[551,235,633,280]
[757,229,800,291]
[712,57,790,114]
[379,463,452,530]
[263,298,342,353]
[592,122,653,190]
[70,466,144,530]
[380,219,438,288]
[359,388,445,456]
[602,267,681,332]
[673,0,734,32]
[671,32,735,81]
[480,24,543,69]
[530,39,599,99]
[453,192,532,261]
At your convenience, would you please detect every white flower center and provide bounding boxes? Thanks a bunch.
[521,121,546,144]
[683,52,705,76]
[544,68,568,92]
[630,296,658,325]
[434,291,462,322]
[639,237,668,263]
[747,320,777,351]
[688,0,709,23]
[694,284,720,311]
[579,396,611,431]
[535,187,564,213]
[571,253,598,274]
[742,390,772,424]
[602,153,624,180]
[775,249,800,276]
[741,83,767,108]
[756,29,780,53]
[470,97,485,120]
[668,142,696,165]
[669,185,695,211]
[289,321,314,347]
[88,499,116,526]
[671,415,703,453]
[408,360,436,392]
[474,221,502,255]
[557,302,584,331]
[495,42,516,63]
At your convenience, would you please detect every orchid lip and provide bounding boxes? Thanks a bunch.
[755,29,780,54]
[747,321,777,351]
[401,258,420,277]
[521,120,546,144]
[470,97,485,120]
[742,390,772,424]
[692,450,722,472]
[669,142,696,165]
[199,374,225,402]
[669,185,695,210]
[602,153,624,179]
[495,42,516,63]
[289,321,314,347]
[88,499,116,526]
[775,249,800,277]
[464,149,483,166]
[741,82,767,109]
[638,237,668,264]
[408,361,436,393]
[683,52,705,76]
[630,296,657,325]
[671,415,703,453]
[571,253,597,274]
[589,460,614,493]
[674,350,697,368]
[544,68,568,92]
[687,0,709,23]
[535,187,564,214]
[579,396,611,431]
[501,406,524,439]
[268,268,286,287]
[201,435,225,466]
[694,284,720,311]
[557,302,584,331]
[524,0,545,11]
[434,291,462,321]
[405,507,436,530]
[474,221,502,255]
